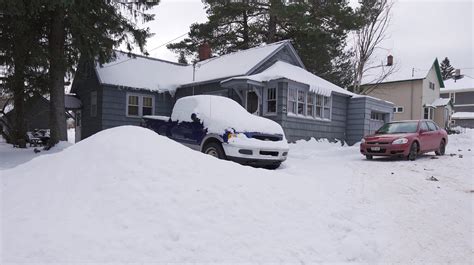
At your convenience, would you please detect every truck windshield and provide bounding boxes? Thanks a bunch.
[376,122,419,134]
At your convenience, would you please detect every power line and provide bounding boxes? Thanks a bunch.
[101,32,189,68]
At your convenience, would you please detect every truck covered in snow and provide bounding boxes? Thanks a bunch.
[142,95,289,169]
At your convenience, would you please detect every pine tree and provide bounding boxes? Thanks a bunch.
[44,0,159,146]
[440,57,455,80]
[167,0,358,87]
[178,51,188,65]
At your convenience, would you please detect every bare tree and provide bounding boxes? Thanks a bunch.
[352,0,394,94]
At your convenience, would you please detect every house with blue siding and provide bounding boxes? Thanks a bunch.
[70,40,393,145]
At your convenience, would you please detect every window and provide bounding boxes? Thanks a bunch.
[427,121,438,131]
[266,87,277,114]
[323,96,331,119]
[420,121,429,131]
[127,94,154,117]
[429,82,435,90]
[424,107,434,119]
[297,90,305,115]
[449,92,456,104]
[90,91,97,117]
[371,112,385,121]
[315,95,323,118]
[286,88,331,120]
[127,95,139,116]
[307,93,315,116]
[288,88,297,114]
[393,106,404,113]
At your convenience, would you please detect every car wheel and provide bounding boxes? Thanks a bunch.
[366,155,373,160]
[203,142,226,159]
[407,142,418,161]
[435,140,446,156]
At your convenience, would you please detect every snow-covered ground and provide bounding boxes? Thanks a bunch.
[1,126,473,264]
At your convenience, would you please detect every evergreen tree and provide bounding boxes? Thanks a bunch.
[167,0,358,87]
[440,57,455,80]
[44,0,159,146]
[178,51,188,65]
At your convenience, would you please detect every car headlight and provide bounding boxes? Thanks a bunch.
[227,132,246,140]
[392,138,408,145]
[361,138,366,144]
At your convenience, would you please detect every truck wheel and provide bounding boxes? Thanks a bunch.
[203,142,226,160]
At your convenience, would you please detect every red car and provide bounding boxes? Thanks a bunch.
[360,120,448,161]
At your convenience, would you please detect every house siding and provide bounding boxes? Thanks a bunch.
[363,79,423,121]
[278,80,350,142]
[346,97,394,145]
[72,63,103,139]
[101,86,173,130]
[441,91,474,112]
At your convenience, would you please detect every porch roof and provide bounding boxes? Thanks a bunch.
[221,61,353,97]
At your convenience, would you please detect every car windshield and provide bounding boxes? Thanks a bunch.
[376,122,419,134]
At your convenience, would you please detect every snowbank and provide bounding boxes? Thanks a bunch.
[2,126,472,263]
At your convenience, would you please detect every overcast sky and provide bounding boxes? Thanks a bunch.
[140,0,473,74]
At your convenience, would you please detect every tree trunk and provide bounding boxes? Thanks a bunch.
[267,0,278,43]
[48,6,67,147]
[242,9,249,49]
[11,26,28,148]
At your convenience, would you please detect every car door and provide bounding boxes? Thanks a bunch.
[418,121,431,152]
[427,121,442,150]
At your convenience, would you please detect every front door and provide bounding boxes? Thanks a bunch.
[246,91,259,115]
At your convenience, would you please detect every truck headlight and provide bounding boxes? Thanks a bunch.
[392,138,408,145]
[227,132,246,140]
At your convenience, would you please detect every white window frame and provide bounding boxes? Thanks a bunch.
[297,90,306,115]
[263,87,277,116]
[286,88,332,121]
[393,106,404,113]
[287,87,297,114]
[423,107,434,120]
[126,93,155,118]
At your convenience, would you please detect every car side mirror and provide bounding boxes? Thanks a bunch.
[419,129,428,134]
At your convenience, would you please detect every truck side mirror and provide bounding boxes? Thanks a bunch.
[191,113,200,123]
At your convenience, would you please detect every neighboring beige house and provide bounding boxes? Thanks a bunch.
[360,58,451,127]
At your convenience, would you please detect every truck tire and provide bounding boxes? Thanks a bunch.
[203,142,226,160]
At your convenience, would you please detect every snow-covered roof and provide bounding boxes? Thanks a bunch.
[96,53,188,93]
[361,58,444,88]
[222,61,353,97]
[452,112,474,119]
[440,69,474,93]
[429,98,451,107]
[95,41,291,92]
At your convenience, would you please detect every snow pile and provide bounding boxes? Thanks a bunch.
[2,126,472,263]
[171,95,285,135]
[452,111,474,119]
[223,61,353,97]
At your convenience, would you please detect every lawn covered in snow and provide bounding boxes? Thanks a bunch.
[1,126,473,263]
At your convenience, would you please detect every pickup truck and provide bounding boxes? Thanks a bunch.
[142,95,289,169]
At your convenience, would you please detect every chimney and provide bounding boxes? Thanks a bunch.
[455,69,461,78]
[198,42,211,61]
[387,55,393,66]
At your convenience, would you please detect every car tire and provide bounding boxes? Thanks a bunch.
[265,163,281,170]
[407,142,418,161]
[435,140,446,156]
[366,155,373,160]
[203,142,226,160]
